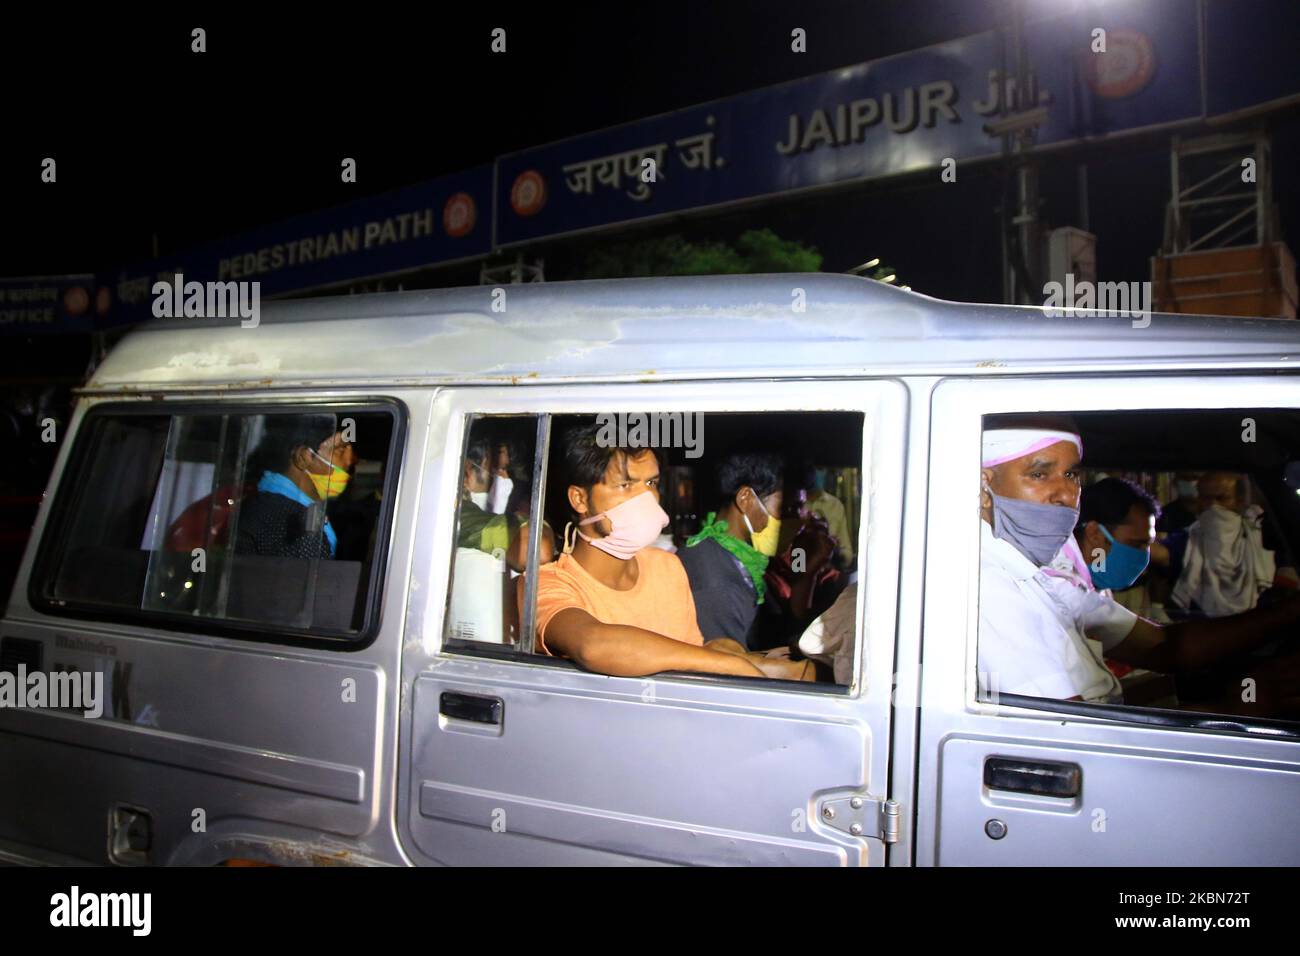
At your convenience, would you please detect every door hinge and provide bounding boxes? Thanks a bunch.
[817,793,900,844]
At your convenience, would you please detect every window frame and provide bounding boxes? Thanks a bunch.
[28,397,407,651]
[932,372,1300,739]
[442,411,547,649]
[434,380,905,699]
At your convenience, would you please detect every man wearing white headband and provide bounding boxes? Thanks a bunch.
[979,421,1300,713]
[979,424,1132,701]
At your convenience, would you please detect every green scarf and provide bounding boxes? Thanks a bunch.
[685,511,768,603]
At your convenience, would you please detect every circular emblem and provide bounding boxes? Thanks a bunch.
[63,286,89,317]
[510,170,547,217]
[443,192,477,238]
[1084,29,1156,99]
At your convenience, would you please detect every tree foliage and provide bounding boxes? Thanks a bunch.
[578,228,823,278]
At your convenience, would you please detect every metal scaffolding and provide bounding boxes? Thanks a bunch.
[1163,130,1278,254]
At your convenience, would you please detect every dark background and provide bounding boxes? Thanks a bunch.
[7,0,1295,304]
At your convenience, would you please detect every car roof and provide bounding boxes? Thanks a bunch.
[85,273,1300,392]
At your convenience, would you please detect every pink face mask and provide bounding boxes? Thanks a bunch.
[577,490,669,560]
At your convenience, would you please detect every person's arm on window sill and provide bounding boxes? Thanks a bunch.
[545,607,765,678]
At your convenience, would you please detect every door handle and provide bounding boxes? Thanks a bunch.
[983,756,1081,798]
[440,691,502,725]
[108,805,153,865]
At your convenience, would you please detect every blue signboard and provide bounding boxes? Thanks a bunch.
[44,0,1295,335]
[103,164,493,326]
[0,275,103,336]
[496,0,1203,246]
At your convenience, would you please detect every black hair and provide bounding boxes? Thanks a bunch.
[465,433,491,470]
[497,438,529,483]
[800,462,819,491]
[560,417,657,494]
[250,414,339,475]
[1079,477,1161,530]
[718,453,784,504]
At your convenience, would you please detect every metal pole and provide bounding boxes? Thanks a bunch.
[1077,162,1090,233]
[1012,0,1040,304]
[997,4,1011,304]
[519,414,551,655]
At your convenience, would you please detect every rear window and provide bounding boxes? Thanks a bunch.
[31,401,402,645]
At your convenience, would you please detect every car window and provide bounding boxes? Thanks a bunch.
[443,414,543,645]
[977,408,1300,727]
[443,409,865,689]
[32,403,400,643]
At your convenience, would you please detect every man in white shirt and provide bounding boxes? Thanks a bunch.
[1172,472,1276,616]
[798,581,857,686]
[978,425,1300,714]
[977,426,1129,701]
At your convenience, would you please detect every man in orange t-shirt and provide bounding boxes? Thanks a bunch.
[527,420,813,680]
[535,544,705,655]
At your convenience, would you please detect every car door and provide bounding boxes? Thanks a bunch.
[397,379,906,865]
[915,373,1300,866]
[0,394,413,866]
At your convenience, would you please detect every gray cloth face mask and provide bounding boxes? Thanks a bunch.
[988,490,1080,567]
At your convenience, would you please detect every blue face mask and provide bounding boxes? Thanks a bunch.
[1090,523,1150,591]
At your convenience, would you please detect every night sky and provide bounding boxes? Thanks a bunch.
[4,1,1298,305]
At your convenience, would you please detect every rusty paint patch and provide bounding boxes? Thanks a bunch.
[250,840,366,867]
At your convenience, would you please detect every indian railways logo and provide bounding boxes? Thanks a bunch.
[63,286,90,316]
[510,170,547,217]
[442,191,477,238]
[1084,29,1156,99]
